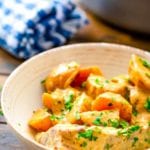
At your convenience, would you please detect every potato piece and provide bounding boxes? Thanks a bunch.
[92,92,132,122]
[80,110,120,127]
[86,74,106,98]
[130,86,150,112]
[43,88,80,114]
[71,66,102,87]
[105,75,130,98]
[67,93,93,124]
[128,54,150,90]
[29,109,53,132]
[86,74,131,99]
[131,112,150,127]
[45,62,79,92]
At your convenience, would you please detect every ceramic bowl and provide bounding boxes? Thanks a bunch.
[81,0,150,34]
[1,43,150,149]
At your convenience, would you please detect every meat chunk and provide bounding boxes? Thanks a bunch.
[36,124,150,150]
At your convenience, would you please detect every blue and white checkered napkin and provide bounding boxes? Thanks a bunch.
[0,0,88,59]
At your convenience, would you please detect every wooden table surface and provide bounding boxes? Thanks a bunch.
[1,7,150,150]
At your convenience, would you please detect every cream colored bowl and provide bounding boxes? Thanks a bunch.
[1,43,150,149]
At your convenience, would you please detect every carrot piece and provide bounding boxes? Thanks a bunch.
[92,92,132,122]
[29,109,53,132]
[42,93,53,109]
[71,66,102,87]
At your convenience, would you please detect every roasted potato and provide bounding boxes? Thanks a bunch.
[45,62,79,92]
[129,54,150,90]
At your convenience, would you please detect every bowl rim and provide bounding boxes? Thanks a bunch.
[1,42,150,149]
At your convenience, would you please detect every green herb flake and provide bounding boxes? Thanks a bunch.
[132,108,138,117]
[50,115,57,121]
[80,141,87,147]
[41,79,46,84]
[145,73,150,78]
[102,122,108,127]
[140,58,150,69]
[118,125,140,138]
[132,137,139,147]
[104,143,113,150]
[144,97,150,112]
[0,107,3,116]
[93,117,107,127]
[93,117,101,126]
[75,111,81,120]
[78,129,97,141]
[50,114,64,121]
[119,120,129,129]
[108,119,120,128]
[95,78,100,84]
[105,80,109,84]
[145,138,150,144]
[95,78,103,88]
[148,122,150,127]
[64,92,74,111]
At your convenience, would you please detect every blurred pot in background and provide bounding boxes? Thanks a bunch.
[81,0,150,34]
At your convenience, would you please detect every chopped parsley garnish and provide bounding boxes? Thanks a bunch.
[50,114,64,121]
[93,117,130,128]
[0,107,3,116]
[105,80,109,83]
[93,117,107,126]
[64,92,74,111]
[118,125,140,138]
[95,78,103,88]
[108,119,120,128]
[119,120,129,129]
[93,117,101,126]
[132,137,139,147]
[145,138,150,144]
[80,141,87,147]
[132,107,138,117]
[148,122,150,127]
[104,143,113,150]
[144,97,150,112]
[78,129,97,141]
[140,58,150,69]
[145,73,150,78]
[95,78,100,84]
[41,79,46,84]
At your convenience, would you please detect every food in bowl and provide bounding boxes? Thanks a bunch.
[28,54,150,149]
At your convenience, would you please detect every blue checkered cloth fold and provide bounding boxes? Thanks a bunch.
[0,0,88,59]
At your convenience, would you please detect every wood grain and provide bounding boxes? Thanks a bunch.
[0,125,23,150]
[0,49,22,74]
